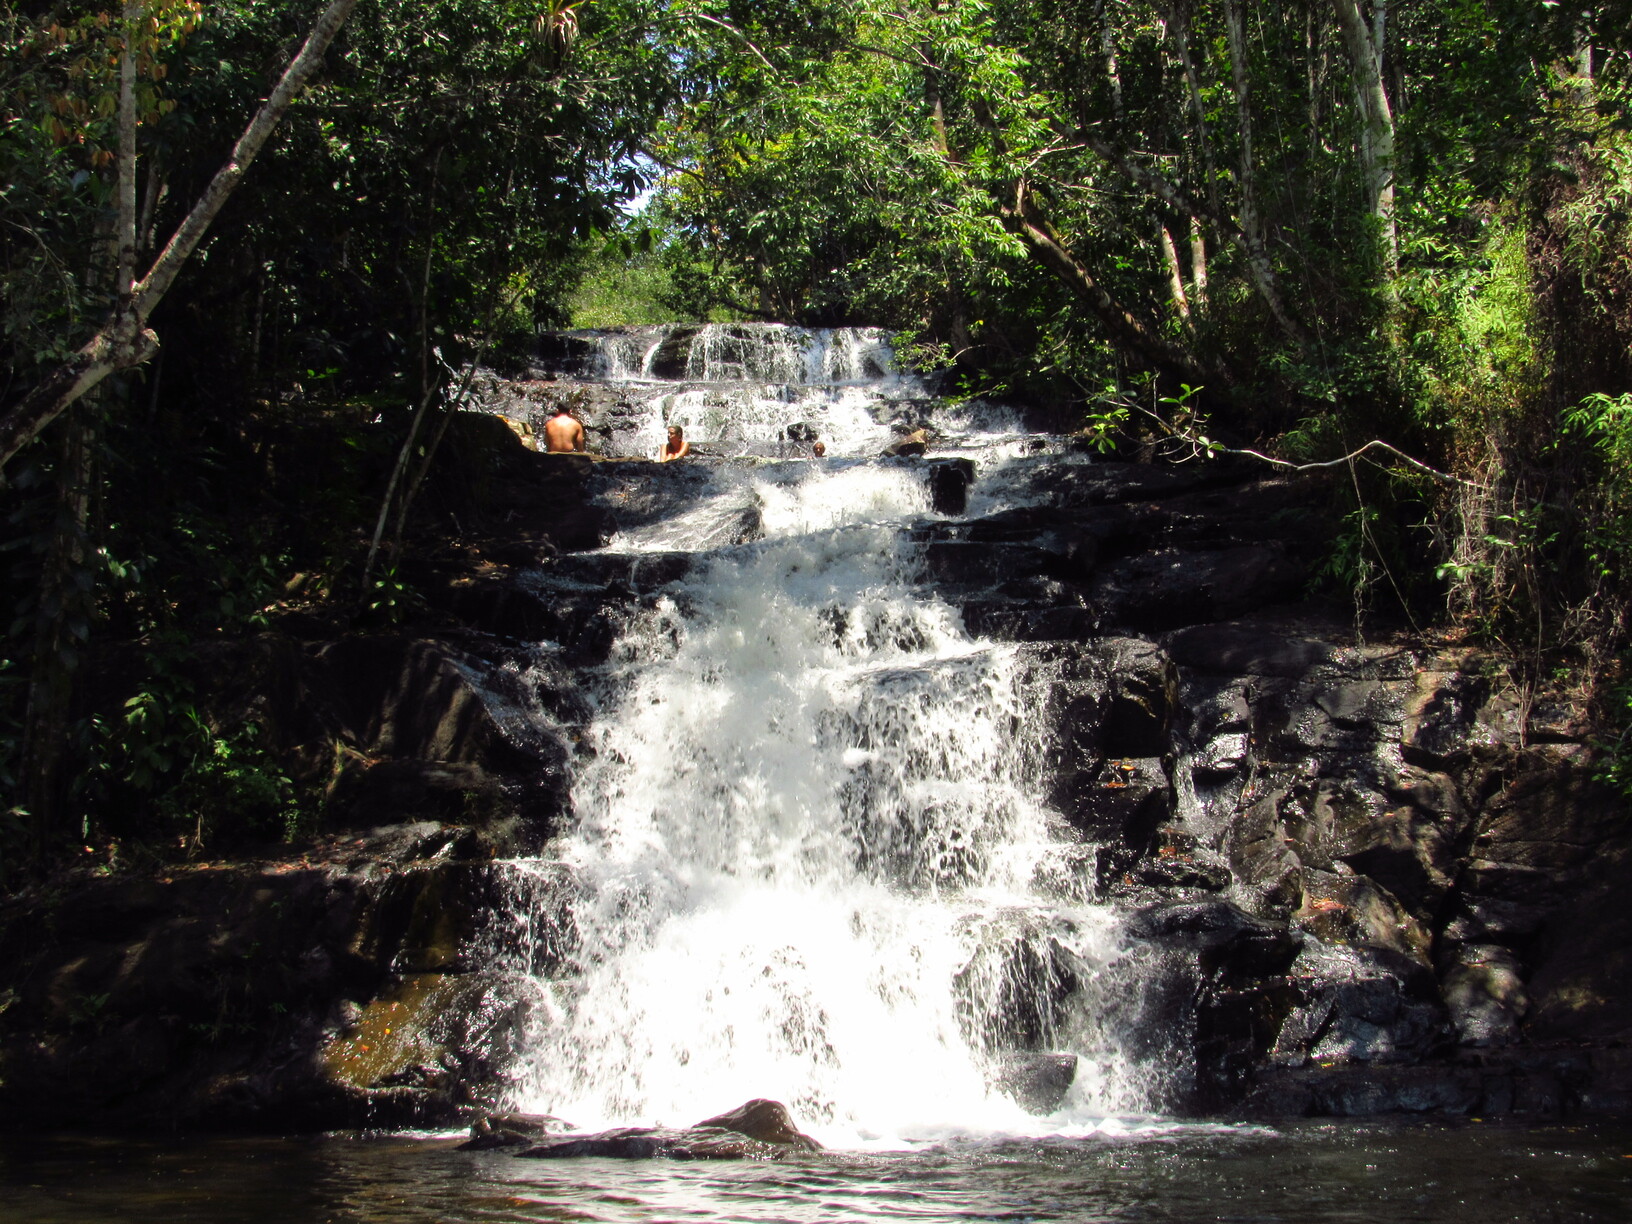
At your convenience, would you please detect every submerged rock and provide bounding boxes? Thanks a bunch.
[515,1098,821,1161]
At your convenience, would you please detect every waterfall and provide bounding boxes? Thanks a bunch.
[503,327,1151,1147]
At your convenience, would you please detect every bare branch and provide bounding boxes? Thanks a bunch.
[689,12,781,78]
[1220,438,1482,488]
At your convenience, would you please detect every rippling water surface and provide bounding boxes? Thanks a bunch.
[4,1123,1629,1223]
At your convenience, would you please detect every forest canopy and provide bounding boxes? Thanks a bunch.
[2,0,1630,869]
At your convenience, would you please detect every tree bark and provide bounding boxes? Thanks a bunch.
[1081,132,1306,347]
[1096,0,1124,128]
[1162,2,1220,214]
[1160,224,1193,328]
[116,2,140,305]
[1188,214,1208,311]
[0,0,360,476]
[1330,0,1398,289]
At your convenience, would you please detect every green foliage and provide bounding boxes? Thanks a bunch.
[89,661,305,848]
[1404,216,1545,432]
[1562,391,1632,582]
[1596,669,1632,799]
[365,562,425,626]
[567,235,694,328]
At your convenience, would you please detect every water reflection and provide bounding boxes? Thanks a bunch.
[3,1123,1629,1224]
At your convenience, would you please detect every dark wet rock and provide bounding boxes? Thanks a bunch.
[920,541,1060,589]
[693,1098,822,1150]
[518,1127,791,1160]
[1442,944,1527,1047]
[1062,756,1172,857]
[515,1099,820,1160]
[1223,788,1305,913]
[955,921,1091,1054]
[647,325,704,379]
[1127,900,1302,980]
[1127,851,1232,893]
[1046,460,1247,507]
[461,1112,576,1150]
[1241,1063,1485,1117]
[0,828,570,1130]
[1166,624,1336,677]
[961,508,1098,581]
[958,602,1100,642]
[1293,869,1430,963]
[995,1052,1078,1114]
[926,457,976,515]
[1091,638,1177,757]
[1279,940,1452,1066]
[531,331,605,378]
[1401,668,1508,764]
[1090,546,1303,630]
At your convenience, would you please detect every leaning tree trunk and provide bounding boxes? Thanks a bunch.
[0,0,360,476]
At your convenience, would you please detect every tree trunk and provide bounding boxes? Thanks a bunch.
[1162,2,1220,214]
[1188,214,1208,311]
[115,2,140,305]
[1220,0,1302,342]
[0,0,361,476]
[19,402,97,855]
[1082,132,1304,346]
[1160,224,1193,328]
[1330,0,1398,291]
[1096,0,1125,128]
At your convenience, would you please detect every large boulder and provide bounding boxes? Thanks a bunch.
[693,1098,823,1150]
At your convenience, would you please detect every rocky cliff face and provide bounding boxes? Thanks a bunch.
[0,417,1625,1130]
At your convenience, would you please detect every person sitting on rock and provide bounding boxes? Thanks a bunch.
[543,404,585,453]
[882,428,929,458]
[660,425,691,462]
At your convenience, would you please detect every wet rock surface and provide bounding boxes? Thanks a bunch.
[501,1098,822,1161]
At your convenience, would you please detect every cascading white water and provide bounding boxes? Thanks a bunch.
[507,327,1150,1147]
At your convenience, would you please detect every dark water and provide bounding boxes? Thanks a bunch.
[3,1122,1630,1223]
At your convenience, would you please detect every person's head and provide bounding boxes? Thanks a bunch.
[668,425,684,440]
[811,441,826,457]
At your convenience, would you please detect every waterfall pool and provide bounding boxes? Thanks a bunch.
[3,1121,1628,1222]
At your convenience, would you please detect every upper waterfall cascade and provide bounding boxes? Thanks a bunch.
[525,323,969,462]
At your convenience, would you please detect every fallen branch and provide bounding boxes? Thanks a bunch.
[1124,394,1483,488]
[1216,439,1481,488]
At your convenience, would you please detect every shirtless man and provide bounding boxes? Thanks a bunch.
[659,425,691,462]
[543,405,585,453]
